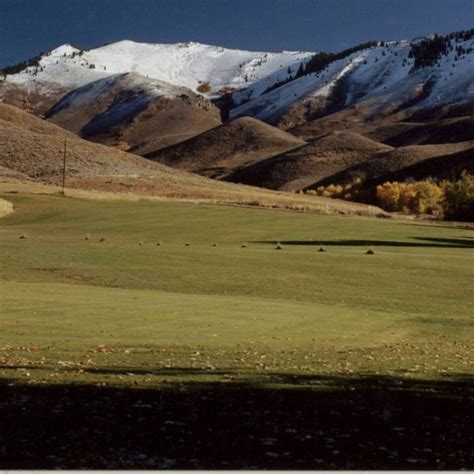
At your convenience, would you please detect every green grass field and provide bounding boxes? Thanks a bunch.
[0,193,473,468]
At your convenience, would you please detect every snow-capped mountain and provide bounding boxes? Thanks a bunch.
[1,31,473,133]
[3,40,314,99]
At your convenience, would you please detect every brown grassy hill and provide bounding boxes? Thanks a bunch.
[0,103,387,217]
[44,73,222,155]
[364,116,474,147]
[224,131,393,191]
[146,117,306,179]
[369,147,474,184]
[306,141,474,189]
[0,101,166,178]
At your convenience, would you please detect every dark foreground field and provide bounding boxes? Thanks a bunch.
[1,373,473,469]
[0,193,473,469]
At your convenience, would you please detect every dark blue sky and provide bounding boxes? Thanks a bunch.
[1,0,473,67]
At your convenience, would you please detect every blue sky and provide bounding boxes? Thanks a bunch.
[1,0,473,67]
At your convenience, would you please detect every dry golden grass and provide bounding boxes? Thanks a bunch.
[0,103,166,178]
[0,176,389,217]
[0,197,13,217]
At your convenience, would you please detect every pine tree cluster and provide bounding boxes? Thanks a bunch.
[296,40,379,78]
[0,53,43,76]
[408,28,474,71]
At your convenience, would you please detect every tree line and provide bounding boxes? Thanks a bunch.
[0,53,43,76]
[408,28,474,70]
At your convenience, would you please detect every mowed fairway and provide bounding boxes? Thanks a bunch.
[0,193,473,469]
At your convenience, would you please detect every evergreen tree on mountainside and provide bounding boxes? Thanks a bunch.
[409,35,449,69]
[297,40,379,78]
[409,28,474,71]
[0,54,43,76]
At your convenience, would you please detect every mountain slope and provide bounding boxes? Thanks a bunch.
[44,72,222,153]
[224,131,393,190]
[146,117,306,178]
[304,141,474,190]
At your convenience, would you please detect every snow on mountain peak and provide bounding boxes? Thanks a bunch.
[4,39,315,97]
[49,44,81,57]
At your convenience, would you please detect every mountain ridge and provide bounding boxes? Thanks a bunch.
[1,30,472,206]
[1,31,473,127]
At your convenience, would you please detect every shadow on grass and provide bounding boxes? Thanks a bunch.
[0,371,473,469]
[412,237,474,247]
[402,222,474,231]
[253,237,474,249]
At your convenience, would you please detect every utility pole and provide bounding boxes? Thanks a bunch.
[62,138,67,196]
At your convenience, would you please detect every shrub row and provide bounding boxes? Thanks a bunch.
[303,172,474,221]
[376,180,444,215]
[376,172,474,220]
